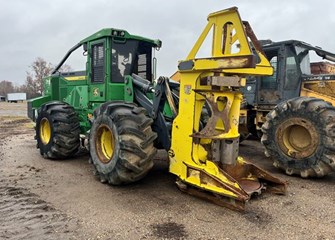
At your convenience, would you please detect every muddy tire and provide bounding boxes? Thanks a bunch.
[89,102,157,185]
[261,97,335,178]
[36,101,80,159]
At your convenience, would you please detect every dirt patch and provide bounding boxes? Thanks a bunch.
[0,101,27,117]
[0,181,82,240]
[150,222,188,240]
[243,207,273,226]
[0,103,86,239]
[0,116,33,139]
[1,102,335,240]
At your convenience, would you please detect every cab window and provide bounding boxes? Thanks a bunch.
[111,40,153,83]
[91,42,105,83]
[261,53,278,89]
[284,50,299,90]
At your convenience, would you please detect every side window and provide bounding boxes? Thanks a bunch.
[261,55,278,89]
[137,53,149,79]
[92,42,105,83]
[284,56,299,90]
[136,42,152,80]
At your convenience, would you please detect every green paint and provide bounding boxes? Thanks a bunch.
[28,28,162,135]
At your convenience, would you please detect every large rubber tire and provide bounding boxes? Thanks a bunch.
[89,102,157,185]
[36,101,80,159]
[261,97,335,178]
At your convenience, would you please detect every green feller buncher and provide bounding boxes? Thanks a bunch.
[28,7,286,211]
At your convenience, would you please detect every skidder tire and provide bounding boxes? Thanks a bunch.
[36,101,80,159]
[261,97,335,178]
[89,102,157,185]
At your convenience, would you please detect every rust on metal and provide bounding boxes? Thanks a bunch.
[192,55,256,70]
[164,78,178,117]
[222,160,287,195]
[192,91,231,138]
[258,90,281,104]
[185,164,250,201]
[243,21,267,57]
[177,158,287,211]
[310,62,335,74]
[202,75,244,87]
[275,117,319,159]
[176,179,246,212]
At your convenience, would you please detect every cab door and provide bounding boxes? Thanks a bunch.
[256,46,284,106]
[281,46,301,100]
[88,39,107,102]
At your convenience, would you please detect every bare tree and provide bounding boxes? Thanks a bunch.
[25,57,53,98]
[59,64,72,73]
[0,80,15,96]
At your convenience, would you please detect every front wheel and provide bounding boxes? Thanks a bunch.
[89,102,157,185]
[35,101,80,159]
[261,97,335,178]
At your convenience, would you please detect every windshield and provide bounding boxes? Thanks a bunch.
[111,40,153,83]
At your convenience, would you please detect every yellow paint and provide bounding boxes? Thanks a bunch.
[184,7,273,76]
[96,125,115,163]
[101,127,114,160]
[170,71,180,82]
[40,118,51,144]
[169,7,276,201]
[64,76,86,81]
[300,80,335,106]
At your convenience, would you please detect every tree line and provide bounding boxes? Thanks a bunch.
[0,58,70,99]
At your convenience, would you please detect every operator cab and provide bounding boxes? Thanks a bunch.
[50,28,161,105]
[243,40,335,109]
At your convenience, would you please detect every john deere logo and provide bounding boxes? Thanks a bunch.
[93,88,99,97]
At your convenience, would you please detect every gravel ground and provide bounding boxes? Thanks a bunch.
[0,102,334,240]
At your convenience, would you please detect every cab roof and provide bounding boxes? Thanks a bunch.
[79,28,162,48]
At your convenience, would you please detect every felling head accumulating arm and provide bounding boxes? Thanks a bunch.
[168,7,287,211]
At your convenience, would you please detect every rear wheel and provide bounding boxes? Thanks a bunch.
[261,97,335,177]
[36,102,80,159]
[89,102,157,185]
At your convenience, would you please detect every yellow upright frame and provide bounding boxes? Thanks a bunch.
[168,7,285,210]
